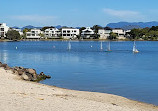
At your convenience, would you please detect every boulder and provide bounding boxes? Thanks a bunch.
[17,69,24,75]
[21,73,29,81]
[26,68,36,74]
[1,64,8,68]
[0,61,51,82]
[5,65,11,70]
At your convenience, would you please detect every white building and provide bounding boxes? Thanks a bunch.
[44,28,61,38]
[81,27,94,39]
[112,28,126,40]
[26,29,42,39]
[61,27,79,39]
[98,27,112,39]
[0,23,9,38]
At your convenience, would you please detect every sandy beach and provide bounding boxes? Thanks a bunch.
[0,67,157,111]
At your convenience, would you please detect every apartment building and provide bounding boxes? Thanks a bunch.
[26,29,42,39]
[98,27,112,39]
[44,28,61,38]
[0,23,9,38]
[61,27,79,39]
[81,27,94,39]
[112,28,126,39]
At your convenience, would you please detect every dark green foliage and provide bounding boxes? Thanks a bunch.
[109,32,118,40]
[92,25,103,34]
[6,30,21,40]
[129,27,158,40]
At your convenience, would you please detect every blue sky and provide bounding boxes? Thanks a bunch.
[1,0,158,27]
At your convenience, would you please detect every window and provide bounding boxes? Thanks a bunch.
[63,31,66,33]
[27,34,31,36]
[67,34,70,36]
[74,30,76,32]
[67,30,70,33]
[32,31,35,33]
[32,34,35,36]
[0,28,4,31]
[63,34,66,36]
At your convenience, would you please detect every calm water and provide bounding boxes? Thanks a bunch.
[0,41,158,105]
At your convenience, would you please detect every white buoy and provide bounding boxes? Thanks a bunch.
[16,47,18,50]
[91,45,93,48]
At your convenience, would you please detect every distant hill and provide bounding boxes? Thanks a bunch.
[11,26,20,29]
[20,25,66,30]
[106,21,158,30]
[21,25,42,30]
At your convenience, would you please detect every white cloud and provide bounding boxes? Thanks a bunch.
[103,8,144,21]
[11,15,57,25]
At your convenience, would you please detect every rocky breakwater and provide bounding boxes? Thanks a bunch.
[0,62,51,82]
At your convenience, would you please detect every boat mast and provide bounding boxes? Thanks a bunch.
[100,41,103,50]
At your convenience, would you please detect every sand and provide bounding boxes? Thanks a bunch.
[0,68,157,111]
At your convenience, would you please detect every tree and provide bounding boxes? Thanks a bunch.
[109,32,118,40]
[79,27,86,39]
[92,25,102,39]
[23,28,31,39]
[129,28,141,39]
[92,25,102,34]
[6,30,21,40]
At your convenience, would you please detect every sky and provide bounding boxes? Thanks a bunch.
[1,0,158,27]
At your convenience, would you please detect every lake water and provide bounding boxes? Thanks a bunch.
[0,41,158,105]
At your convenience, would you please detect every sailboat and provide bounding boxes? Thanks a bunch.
[100,41,103,50]
[67,40,71,50]
[133,41,139,53]
[106,41,111,52]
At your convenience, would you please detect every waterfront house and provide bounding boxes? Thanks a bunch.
[61,27,79,39]
[44,28,61,39]
[98,27,112,39]
[112,28,126,39]
[26,29,42,39]
[0,23,9,39]
[81,27,94,39]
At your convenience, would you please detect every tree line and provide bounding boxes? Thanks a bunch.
[129,26,158,40]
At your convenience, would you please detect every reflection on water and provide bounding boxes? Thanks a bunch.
[0,41,158,105]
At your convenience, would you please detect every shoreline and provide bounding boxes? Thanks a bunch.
[1,39,158,42]
[0,68,158,111]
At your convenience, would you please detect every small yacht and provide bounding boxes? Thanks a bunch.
[133,41,139,53]
[100,41,103,50]
[67,40,71,50]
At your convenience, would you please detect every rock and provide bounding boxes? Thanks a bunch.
[26,68,36,74]
[21,73,29,80]
[26,69,37,79]
[46,75,51,79]
[1,64,8,68]
[17,69,24,75]
[0,61,51,82]
[38,72,51,81]
[5,65,11,70]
